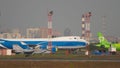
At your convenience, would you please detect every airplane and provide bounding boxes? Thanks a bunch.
[96,32,120,51]
[0,36,88,54]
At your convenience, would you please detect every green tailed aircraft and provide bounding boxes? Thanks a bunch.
[96,32,120,51]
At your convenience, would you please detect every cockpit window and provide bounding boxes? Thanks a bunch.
[74,37,76,39]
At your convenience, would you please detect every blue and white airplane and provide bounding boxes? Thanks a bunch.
[0,36,88,54]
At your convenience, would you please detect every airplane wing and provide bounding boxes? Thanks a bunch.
[13,44,34,54]
[0,44,7,48]
[19,41,51,54]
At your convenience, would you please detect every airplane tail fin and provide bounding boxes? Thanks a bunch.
[97,32,109,43]
[97,32,110,48]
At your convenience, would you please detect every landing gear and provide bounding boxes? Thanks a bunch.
[99,45,107,55]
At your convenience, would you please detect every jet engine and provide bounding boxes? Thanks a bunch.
[47,45,58,53]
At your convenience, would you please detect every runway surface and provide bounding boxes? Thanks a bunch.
[1,58,120,62]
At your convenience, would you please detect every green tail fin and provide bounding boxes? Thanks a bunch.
[98,32,106,43]
[97,32,110,46]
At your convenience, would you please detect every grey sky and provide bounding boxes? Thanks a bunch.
[0,0,120,37]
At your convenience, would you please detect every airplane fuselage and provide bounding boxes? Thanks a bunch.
[0,36,87,50]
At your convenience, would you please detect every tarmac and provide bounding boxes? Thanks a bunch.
[1,58,120,62]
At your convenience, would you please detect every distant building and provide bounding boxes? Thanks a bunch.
[0,28,61,38]
[0,33,12,38]
[26,27,61,38]
[26,28,40,38]
[0,32,22,39]
[11,29,22,38]
[0,29,22,38]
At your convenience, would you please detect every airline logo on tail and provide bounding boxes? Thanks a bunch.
[97,32,111,48]
[98,32,108,43]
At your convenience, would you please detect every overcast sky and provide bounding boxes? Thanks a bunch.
[0,0,120,37]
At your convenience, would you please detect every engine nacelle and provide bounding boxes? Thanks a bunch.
[39,45,58,53]
[47,45,58,53]
[51,46,58,53]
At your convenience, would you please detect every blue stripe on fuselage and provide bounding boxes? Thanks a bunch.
[1,40,87,49]
[23,41,86,46]
[1,41,28,49]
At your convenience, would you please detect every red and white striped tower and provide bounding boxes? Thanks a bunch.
[85,12,91,55]
[85,12,91,42]
[81,14,86,40]
[48,11,53,51]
